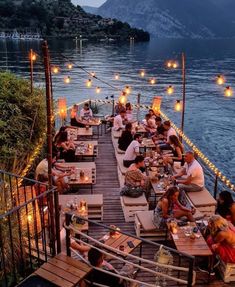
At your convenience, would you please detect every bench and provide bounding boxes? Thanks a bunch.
[218,259,235,283]
[59,194,103,221]
[120,194,149,222]
[111,128,122,138]
[186,188,216,217]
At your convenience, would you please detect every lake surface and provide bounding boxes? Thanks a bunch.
[0,38,235,186]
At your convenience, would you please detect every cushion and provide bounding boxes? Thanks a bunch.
[116,154,127,175]
[187,188,216,207]
[117,148,125,154]
[122,194,148,206]
[112,128,122,138]
[136,211,157,231]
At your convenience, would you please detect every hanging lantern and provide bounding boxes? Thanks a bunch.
[119,92,127,105]
[125,86,131,95]
[216,75,225,85]
[52,66,59,74]
[174,100,182,112]
[140,70,145,77]
[152,96,162,114]
[114,73,120,80]
[149,78,156,85]
[58,98,67,119]
[166,85,174,95]
[67,63,73,69]
[224,86,233,97]
[64,76,71,84]
[96,87,101,94]
[86,79,92,88]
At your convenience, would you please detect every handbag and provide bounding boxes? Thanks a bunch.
[120,185,144,198]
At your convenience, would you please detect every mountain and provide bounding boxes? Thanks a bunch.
[82,6,98,14]
[98,0,235,38]
[0,0,149,41]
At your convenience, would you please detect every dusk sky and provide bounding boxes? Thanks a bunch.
[72,0,106,7]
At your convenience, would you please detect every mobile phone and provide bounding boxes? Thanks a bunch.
[127,241,135,248]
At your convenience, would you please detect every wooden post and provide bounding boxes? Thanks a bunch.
[180,52,186,142]
[30,49,33,94]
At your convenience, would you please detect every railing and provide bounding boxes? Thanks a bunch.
[64,213,195,287]
[0,170,60,287]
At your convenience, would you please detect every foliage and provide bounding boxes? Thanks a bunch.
[0,72,46,174]
[0,0,150,41]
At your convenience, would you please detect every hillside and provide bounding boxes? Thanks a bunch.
[98,0,235,38]
[0,0,150,41]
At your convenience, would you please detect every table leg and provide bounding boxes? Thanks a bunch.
[208,255,214,281]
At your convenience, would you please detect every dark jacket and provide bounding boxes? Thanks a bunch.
[118,131,133,151]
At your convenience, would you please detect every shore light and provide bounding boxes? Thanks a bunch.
[167,61,172,68]
[125,86,131,94]
[174,100,182,112]
[52,66,59,74]
[96,87,101,94]
[167,85,174,95]
[216,75,225,85]
[172,62,178,69]
[149,78,156,85]
[114,74,120,80]
[140,70,145,77]
[64,76,71,84]
[224,86,233,97]
[86,79,92,87]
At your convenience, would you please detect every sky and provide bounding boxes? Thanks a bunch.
[72,0,106,7]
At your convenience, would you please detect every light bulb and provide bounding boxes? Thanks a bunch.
[86,79,92,88]
[174,100,182,112]
[224,86,233,97]
[64,76,71,84]
[167,85,174,95]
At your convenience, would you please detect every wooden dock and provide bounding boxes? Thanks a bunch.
[75,131,232,287]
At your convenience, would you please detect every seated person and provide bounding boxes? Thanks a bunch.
[156,121,177,150]
[148,108,156,120]
[118,123,133,151]
[216,191,234,219]
[142,113,157,135]
[113,109,126,131]
[163,135,184,165]
[70,104,85,127]
[123,133,142,168]
[173,151,204,192]
[125,102,133,122]
[56,131,76,162]
[80,103,93,120]
[124,155,151,199]
[86,247,133,287]
[206,215,235,264]
[153,186,195,228]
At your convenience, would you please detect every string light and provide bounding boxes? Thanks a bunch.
[64,76,71,84]
[174,100,182,111]
[86,79,92,88]
[216,75,225,85]
[167,61,172,68]
[172,62,178,69]
[67,63,73,69]
[167,85,174,95]
[224,86,233,97]
[114,74,120,80]
[125,86,131,94]
[140,70,145,77]
[52,66,59,74]
[91,71,96,77]
[149,78,156,85]
[119,94,127,105]
[96,87,101,94]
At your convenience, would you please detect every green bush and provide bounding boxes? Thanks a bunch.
[0,72,46,174]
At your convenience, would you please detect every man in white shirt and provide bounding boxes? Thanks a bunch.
[173,151,204,192]
[80,103,93,120]
[113,110,126,131]
[123,134,142,167]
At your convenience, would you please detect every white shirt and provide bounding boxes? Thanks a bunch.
[113,115,125,131]
[123,140,140,161]
[80,108,93,119]
[167,127,177,142]
[185,159,204,187]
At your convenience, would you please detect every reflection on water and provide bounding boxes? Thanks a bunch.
[0,38,235,183]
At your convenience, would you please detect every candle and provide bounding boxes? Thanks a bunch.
[85,176,89,182]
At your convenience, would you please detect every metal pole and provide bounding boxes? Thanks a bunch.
[30,49,33,94]
[180,52,186,142]
[214,175,218,199]
[137,93,141,124]
[42,41,56,255]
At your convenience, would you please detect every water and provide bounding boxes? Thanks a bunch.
[0,38,235,185]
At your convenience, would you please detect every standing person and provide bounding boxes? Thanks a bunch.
[173,151,204,192]
[123,134,142,168]
[113,109,126,131]
[125,102,133,122]
[80,103,93,120]
[118,123,133,151]
[70,105,85,127]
